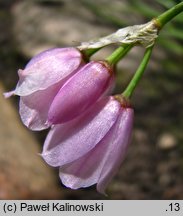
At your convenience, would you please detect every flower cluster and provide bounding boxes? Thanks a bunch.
[4,1,183,195]
[5,47,134,194]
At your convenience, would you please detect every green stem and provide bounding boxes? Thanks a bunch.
[81,48,101,62]
[122,46,153,98]
[155,2,183,29]
[106,44,133,65]
[82,48,101,58]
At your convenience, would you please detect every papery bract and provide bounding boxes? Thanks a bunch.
[48,61,114,124]
[42,96,134,194]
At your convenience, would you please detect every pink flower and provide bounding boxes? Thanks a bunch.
[48,61,114,124]
[4,47,84,130]
[42,96,134,194]
[4,48,113,130]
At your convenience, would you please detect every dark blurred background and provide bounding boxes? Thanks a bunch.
[0,0,182,199]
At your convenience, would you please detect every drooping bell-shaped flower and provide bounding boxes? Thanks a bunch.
[5,48,115,130]
[42,96,134,194]
[48,61,114,124]
[4,48,84,130]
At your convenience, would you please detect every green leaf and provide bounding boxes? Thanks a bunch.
[156,0,175,9]
[166,25,183,40]
[158,38,183,55]
[129,0,160,18]
[81,0,125,27]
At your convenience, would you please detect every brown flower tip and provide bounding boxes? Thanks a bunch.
[78,49,89,63]
[114,94,132,108]
[98,60,114,76]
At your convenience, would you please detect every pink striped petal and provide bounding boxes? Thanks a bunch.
[14,48,82,96]
[59,107,134,194]
[19,81,63,130]
[97,107,134,194]
[41,97,121,167]
[48,61,113,124]
[59,128,113,189]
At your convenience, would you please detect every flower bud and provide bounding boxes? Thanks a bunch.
[48,61,114,124]
[42,96,134,194]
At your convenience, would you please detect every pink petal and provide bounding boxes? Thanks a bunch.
[19,81,63,130]
[48,61,113,124]
[41,97,121,167]
[14,48,82,96]
[97,107,134,194]
[59,107,134,194]
[59,128,113,189]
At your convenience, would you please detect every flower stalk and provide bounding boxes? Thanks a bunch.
[122,2,183,99]
[106,44,133,65]
[122,46,153,98]
[155,2,183,29]
[81,47,101,60]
